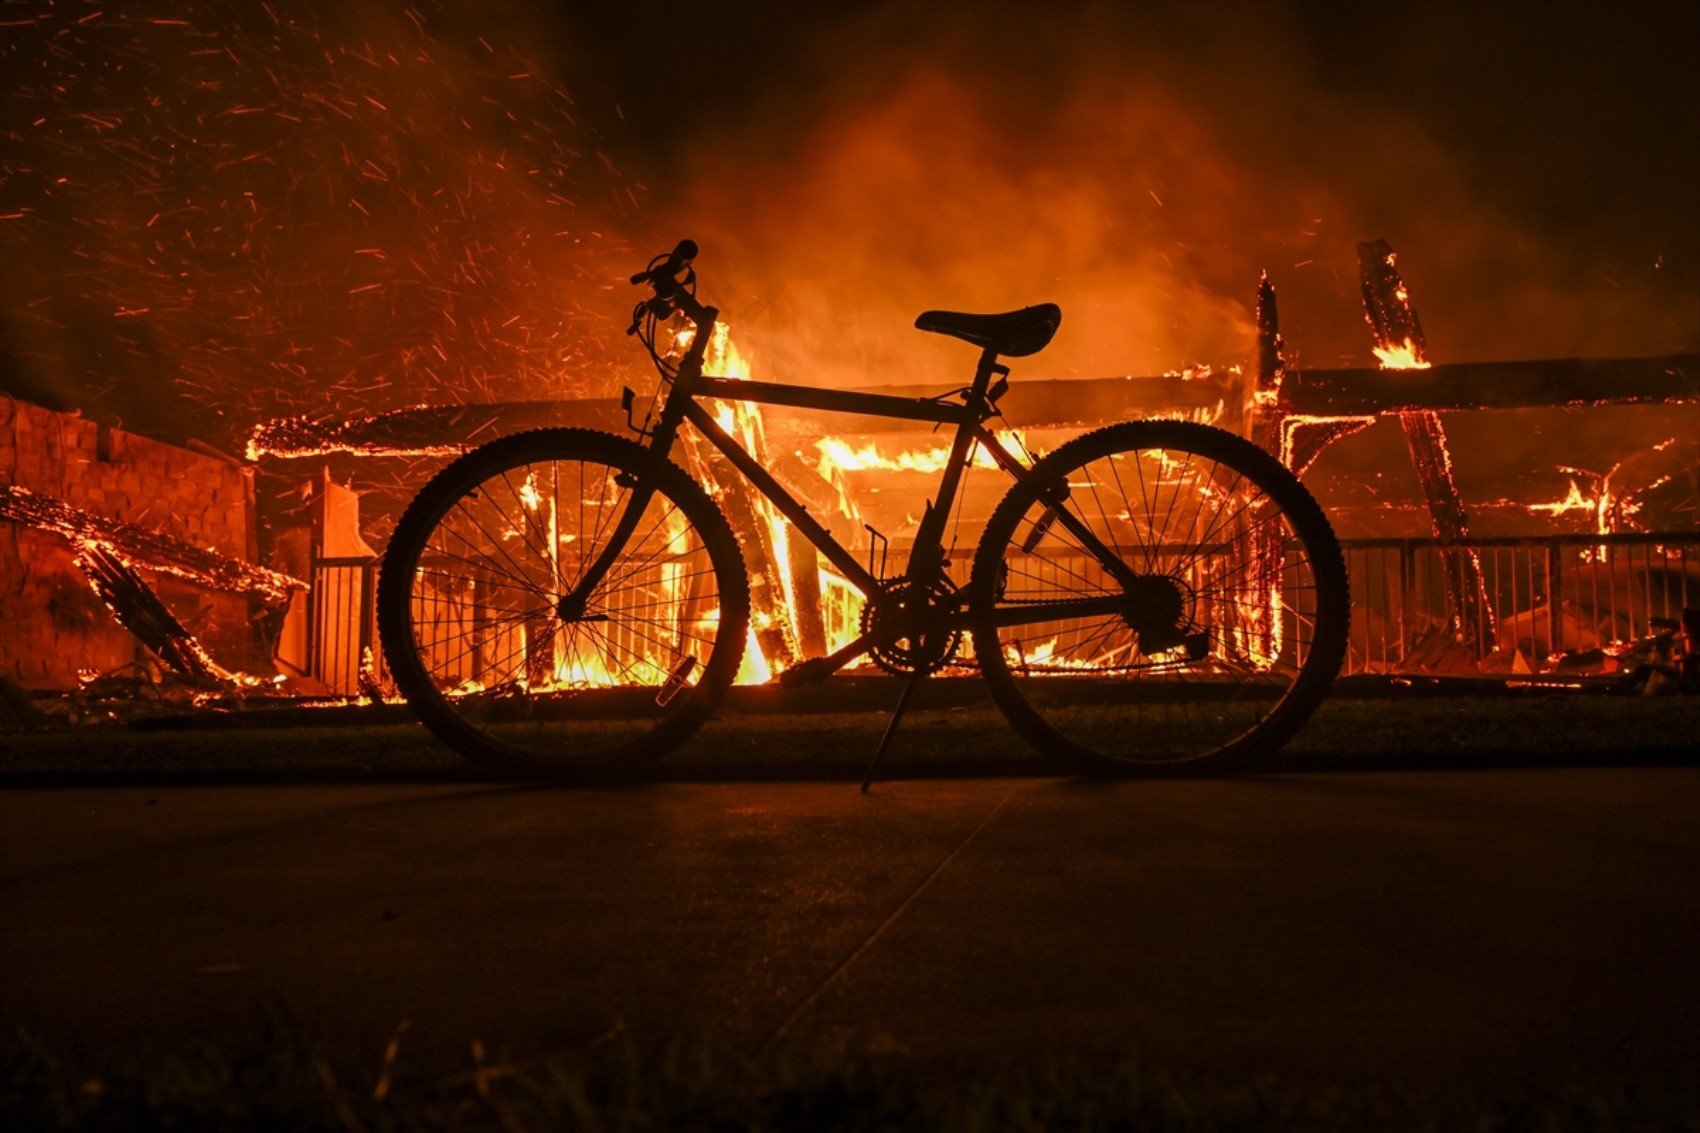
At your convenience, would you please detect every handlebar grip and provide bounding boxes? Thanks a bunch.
[630,238,699,286]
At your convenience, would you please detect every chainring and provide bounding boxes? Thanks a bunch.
[858,577,963,676]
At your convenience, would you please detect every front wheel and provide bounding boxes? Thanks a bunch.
[376,428,749,781]
[970,421,1348,774]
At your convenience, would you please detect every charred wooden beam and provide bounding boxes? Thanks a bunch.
[0,485,302,601]
[1250,271,1284,459]
[247,400,627,461]
[1256,271,1284,394]
[1281,417,1376,477]
[1357,240,1495,654]
[250,347,1696,468]
[1359,238,1428,355]
[1279,354,1699,415]
[783,529,829,659]
[247,374,1238,460]
[74,544,224,682]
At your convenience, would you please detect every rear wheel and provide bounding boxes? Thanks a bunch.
[376,428,748,781]
[970,421,1348,774]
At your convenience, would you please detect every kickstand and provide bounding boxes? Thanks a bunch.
[862,670,925,794]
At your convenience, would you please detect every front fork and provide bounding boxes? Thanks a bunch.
[556,309,717,621]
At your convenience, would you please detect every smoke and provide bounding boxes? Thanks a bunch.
[0,0,642,445]
[1,0,1694,455]
[653,2,1699,385]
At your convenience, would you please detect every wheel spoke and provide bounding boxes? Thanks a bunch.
[976,423,1347,771]
[378,434,747,779]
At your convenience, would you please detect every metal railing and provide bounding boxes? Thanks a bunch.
[307,556,380,696]
[307,532,1699,690]
[1341,533,1697,673]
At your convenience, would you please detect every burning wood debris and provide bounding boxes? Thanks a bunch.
[0,485,300,602]
[6,255,1695,705]
[0,2,1689,714]
[1,484,301,688]
[1358,239,1498,655]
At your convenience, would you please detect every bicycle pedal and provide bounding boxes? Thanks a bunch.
[655,656,697,707]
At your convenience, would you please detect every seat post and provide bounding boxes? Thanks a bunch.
[967,347,1001,409]
[909,347,1002,585]
[864,354,1001,793]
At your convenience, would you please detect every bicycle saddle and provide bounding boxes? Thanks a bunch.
[914,303,1062,358]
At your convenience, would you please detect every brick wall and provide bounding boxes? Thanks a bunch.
[0,394,261,688]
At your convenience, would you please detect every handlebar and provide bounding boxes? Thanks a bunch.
[626,238,709,337]
[629,238,698,288]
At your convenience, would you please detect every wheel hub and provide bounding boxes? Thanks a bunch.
[554,593,608,624]
[1120,573,1190,653]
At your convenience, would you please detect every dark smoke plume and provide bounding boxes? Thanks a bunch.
[650,2,1697,385]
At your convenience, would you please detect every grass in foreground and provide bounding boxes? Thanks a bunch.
[6,1025,1696,1133]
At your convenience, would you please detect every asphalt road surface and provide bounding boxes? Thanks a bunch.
[3,768,1697,1086]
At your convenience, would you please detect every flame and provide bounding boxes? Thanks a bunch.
[813,429,1030,476]
[1528,478,1595,517]
[696,323,870,680]
[1372,338,1433,370]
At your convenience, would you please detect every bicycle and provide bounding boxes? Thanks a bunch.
[376,240,1349,783]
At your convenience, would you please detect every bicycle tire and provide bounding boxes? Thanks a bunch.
[376,428,749,781]
[969,420,1348,774]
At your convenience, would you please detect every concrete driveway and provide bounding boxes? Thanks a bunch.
[3,768,1697,1085]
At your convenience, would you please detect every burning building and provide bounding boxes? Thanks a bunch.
[245,243,1698,693]
[1,4,1695,697]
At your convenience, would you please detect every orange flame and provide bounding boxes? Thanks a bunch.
[1372,337,1432,370]
[698,323,871,681]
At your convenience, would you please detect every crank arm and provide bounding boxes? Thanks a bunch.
[776,631,880,686]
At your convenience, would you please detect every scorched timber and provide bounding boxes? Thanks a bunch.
[1279,354,1699,416]
[247,400,626,461]
[0,485,302,601]
[1356,239,1494,654]
[75,543,224,681]
[247,375,1237,460]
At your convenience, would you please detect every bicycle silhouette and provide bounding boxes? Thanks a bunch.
[378,240,1348,783]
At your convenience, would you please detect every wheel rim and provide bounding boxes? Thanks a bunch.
[397,452,730,769]
[979,440,1334,767]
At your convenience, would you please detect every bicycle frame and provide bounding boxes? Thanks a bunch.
[378,243,1349,785]
[564,291,1153,679]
